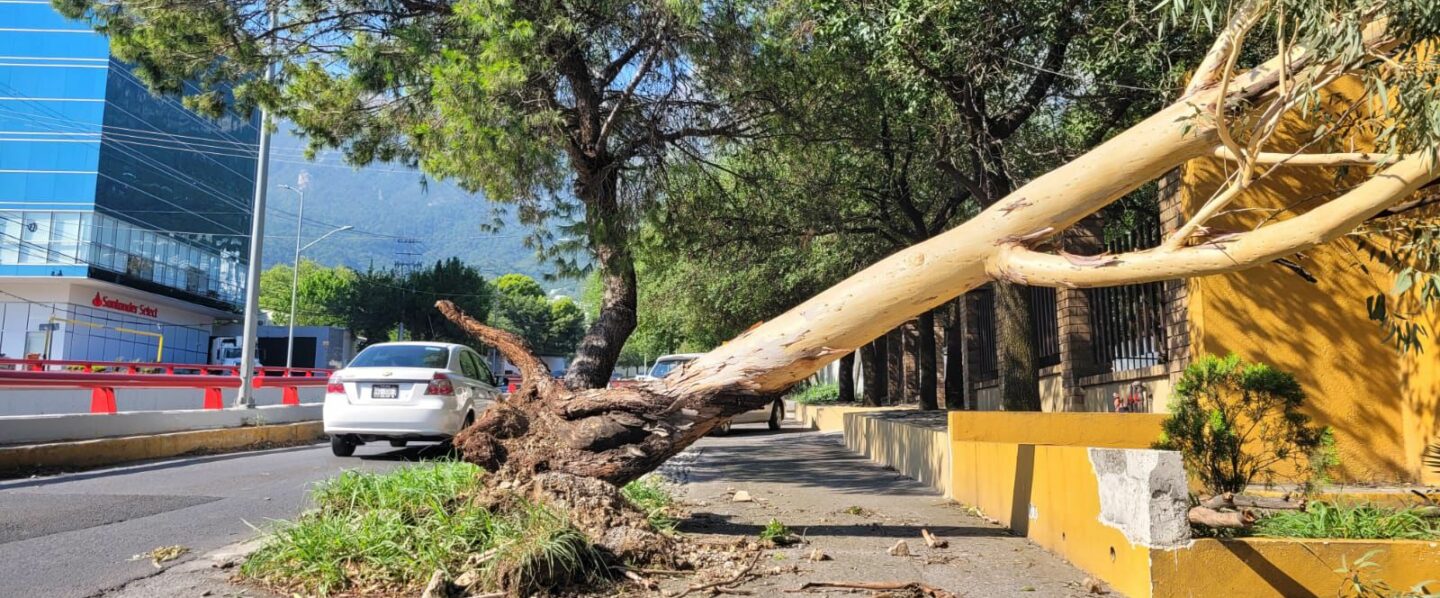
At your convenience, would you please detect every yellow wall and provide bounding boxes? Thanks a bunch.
[950,411,1165,448]
[947,412,1182,597]
[949,441,1156,598]
[1401,306,1440,485]
[1179,78,1437,483]
[945,413,1440,597]
[1151,538,1440,597]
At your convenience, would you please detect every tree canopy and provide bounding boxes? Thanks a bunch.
[56,0,772,387]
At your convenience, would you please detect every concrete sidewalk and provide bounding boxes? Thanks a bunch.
[660,426,1097,596]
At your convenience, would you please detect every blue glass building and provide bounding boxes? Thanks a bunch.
[0,2,259,362]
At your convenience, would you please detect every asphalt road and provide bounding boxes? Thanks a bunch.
[0,441,446,598]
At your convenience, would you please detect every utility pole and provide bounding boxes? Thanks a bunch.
[394,237,422,341]
[237,4,278,407]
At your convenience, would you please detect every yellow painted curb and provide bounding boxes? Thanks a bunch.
[0,422,323,474]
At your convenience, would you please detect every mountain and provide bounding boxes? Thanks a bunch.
[259,128,579,295]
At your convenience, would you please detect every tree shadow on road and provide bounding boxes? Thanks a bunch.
[356,441,460,463]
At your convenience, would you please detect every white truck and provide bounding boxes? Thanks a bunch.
[210,337,260,367]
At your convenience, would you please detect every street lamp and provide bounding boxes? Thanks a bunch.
[278,182,351,370]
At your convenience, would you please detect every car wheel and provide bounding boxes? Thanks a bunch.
[712,421,732,436]
[768,400,783,431]
[389,440,408,448]
[330,435,356,457]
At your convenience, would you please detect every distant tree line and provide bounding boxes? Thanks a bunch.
[259,258,585,355]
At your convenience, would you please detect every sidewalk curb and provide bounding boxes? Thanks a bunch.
[0,421,323,475]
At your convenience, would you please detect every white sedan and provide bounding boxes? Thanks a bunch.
[323,342,499,456]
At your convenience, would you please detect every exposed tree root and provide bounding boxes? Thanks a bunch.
[438,300,781,487]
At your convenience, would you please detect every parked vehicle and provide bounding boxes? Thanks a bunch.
[323,342,500,456]
[635,353,705,382]
[637,353,782,434]
[209,337,259,367]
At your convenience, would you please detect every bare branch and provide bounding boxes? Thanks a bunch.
[1184,0,1268,97]
[597,45,660,144]
[991,153,1440,288]
[1213,146,1398,166]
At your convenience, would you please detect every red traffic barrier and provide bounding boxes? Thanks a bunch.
[0,365,331,413]
[90,387,117,414]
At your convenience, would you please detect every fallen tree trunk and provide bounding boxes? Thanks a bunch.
[440,13,1435,494]
[1200,493,1307,511]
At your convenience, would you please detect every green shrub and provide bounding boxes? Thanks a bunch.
[789,382,840,405]
[1254,502,1440,541]
[1156,354,1329,494]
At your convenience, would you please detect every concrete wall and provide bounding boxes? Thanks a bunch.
[0,404,321,445]
[791,402,910,432]
[843,411,951,497]
[0,386,323,416]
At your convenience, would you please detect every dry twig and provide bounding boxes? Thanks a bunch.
[669,551,764,598]
[789,581,958,598]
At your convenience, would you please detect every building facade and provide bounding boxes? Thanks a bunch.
[0,2,258,362]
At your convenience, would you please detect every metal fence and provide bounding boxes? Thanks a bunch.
[1086,216,1170,372]
[963,212,1171,385]
[1031,286,1060,368]
[972,287,998,382]
[968,284,1059,384]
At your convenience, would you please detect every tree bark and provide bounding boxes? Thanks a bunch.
[944,299,965,410]
[902,321,920,404]
[995,282,1041,410]
[564,170,637,390]
[917,310,938,410]
[1187,506,1256,529]
[837,352,856,403]
[866,338,887,406]
[885,327,903,405]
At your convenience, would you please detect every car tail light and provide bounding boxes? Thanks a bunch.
[425,373,455,396]
[326,374,345,395]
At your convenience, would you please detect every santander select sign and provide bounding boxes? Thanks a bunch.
[92,292,159,318]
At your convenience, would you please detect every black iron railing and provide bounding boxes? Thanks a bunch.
[1031,286,1060,368]
[1087,217,1169,372]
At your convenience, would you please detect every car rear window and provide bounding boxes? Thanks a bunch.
[350,345,450,368]
[649,358,693,378]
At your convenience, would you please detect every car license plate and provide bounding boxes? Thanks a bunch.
[371,384,398,399]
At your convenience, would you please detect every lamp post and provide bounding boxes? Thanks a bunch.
[278,182,350,370]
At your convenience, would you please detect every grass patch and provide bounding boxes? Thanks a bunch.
[241,462,607,596]
[1253,502,1440,540]
[788,382,840,405]
[621,475,679,532]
